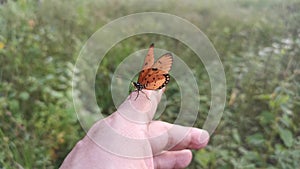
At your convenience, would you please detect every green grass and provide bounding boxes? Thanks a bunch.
[0,0,299,168]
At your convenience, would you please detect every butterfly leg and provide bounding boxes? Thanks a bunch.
[134,90,140,100]
[133,90,150,100]
[128,90,136,100]
[140,90,150,100]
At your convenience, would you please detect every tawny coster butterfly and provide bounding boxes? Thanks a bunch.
[132,43,173,100]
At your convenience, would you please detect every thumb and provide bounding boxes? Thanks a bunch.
[116,89,165,123]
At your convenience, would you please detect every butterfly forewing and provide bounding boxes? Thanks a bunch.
[138,44,155,83]
[152,53,173,72]
[142,43,155,70]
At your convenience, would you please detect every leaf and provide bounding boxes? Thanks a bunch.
[280,105,293,115]
[195,149,214,167]
[258,111,275,125]
[280,114,292,127]
[0,42,5,49]
[255,94,272,100]
[278,127,293,147]
[19,91,30,101]
[246,133,265,146]
[243,151,260,161]
[232,128,241,144]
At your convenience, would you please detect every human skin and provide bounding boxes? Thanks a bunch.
[60,89,210,169]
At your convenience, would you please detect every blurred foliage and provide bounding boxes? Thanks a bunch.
[0,0,300,168]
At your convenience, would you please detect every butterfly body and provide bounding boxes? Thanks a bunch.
[132,44,173,100]
[132,82,144,91]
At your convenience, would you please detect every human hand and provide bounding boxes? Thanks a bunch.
[60,89,209,169]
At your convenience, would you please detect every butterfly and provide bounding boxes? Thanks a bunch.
[132,43,173,100]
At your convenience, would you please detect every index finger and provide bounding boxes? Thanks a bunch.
[116,89,165,123]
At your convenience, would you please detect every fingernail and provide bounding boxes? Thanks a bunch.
[198,130,210,146]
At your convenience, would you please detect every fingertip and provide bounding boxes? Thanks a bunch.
[196,130,210,148]
[153,150,193,169]
[117,90,163,123]
[128,89,164,103]
[155,88,167,102]
[174,150,193,168]
[181,149,193,165]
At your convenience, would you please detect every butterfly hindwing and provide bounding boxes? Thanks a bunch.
[142,71,170,90]
[137,68,151,83]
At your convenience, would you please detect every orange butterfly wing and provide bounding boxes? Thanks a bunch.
[142,43,155,69]
[140,69,170,90]
[138,52,173,90]
[151,53,173,72]
[138,43,155,83]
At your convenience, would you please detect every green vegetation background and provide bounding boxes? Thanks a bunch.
[0,0,299,168]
